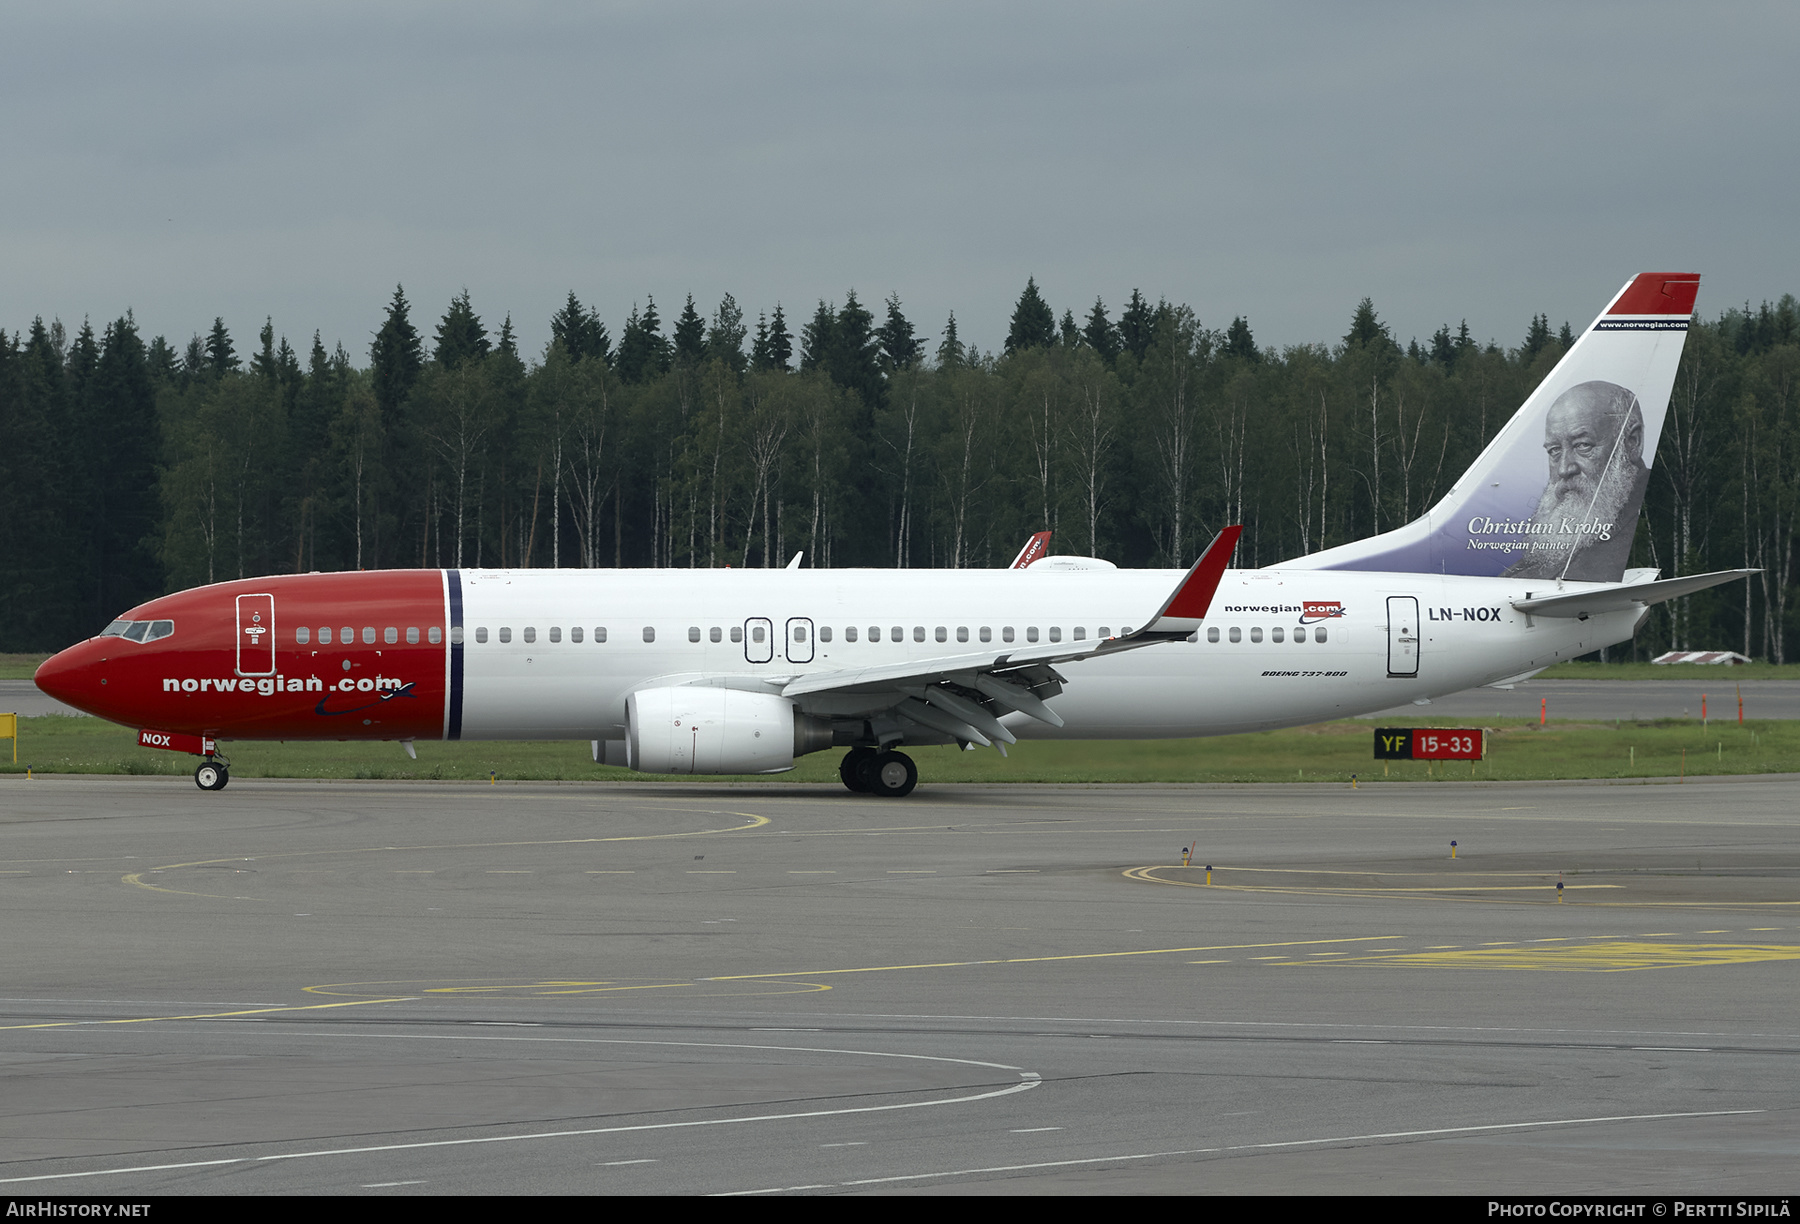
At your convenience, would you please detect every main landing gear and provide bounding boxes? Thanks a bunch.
[194,758,230,791]
[839,747,918,798]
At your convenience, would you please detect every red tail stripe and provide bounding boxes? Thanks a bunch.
[1607,273,1700,316]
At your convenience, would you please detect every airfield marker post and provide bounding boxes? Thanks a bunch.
[0,712,14,763]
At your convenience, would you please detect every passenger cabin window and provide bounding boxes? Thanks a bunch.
[709,627,721,643]
[449,626,462,645]
[913,627,925,642]
[728,626,741,643]
[979,627,991,642]
[1026,627,1039,643]
[297,627,311,644]
[385,627,398,644]
[819,627,832,642]
[362,627,376,644]
[1003,627,1015,643]
[956,627,968,642]
[642,626,656,642]
[523,627,536,644]
[1294,627,1306,642]
[688,626,701,642]
[1315,626,1328,643]
[1229,627,1242,642]
[406,626,419,644]
[795,626,809,642]
[341,626,353,645]
[934,627,946,642]
[751,625,765,643]
[1074,627,1085,640]
[846,627,858,642]
[430,626,442,644]
[595,627,608,643]
[1271,627,1284,643]
[1099,626,1111,638]
[571,626,583,643]
[890,626,902,642]
[476,627,488,644]
[499,627,512,643]
[549,626,561,643]
[1049,626,1062,643]
[1250,627,1263,642]
[1207,627,1220,642]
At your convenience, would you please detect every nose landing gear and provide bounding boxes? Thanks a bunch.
[194,758,230,791]
[839,747,917,797]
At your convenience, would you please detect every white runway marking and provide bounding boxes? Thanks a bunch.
[719,1109,1767,1194]
[0,1036,1042,1187]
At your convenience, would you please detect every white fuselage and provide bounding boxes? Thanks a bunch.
[454,566,1636,740]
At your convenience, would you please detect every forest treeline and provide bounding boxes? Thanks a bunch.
[1,280,1796,659]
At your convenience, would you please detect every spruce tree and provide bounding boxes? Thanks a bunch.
[1083,298,1120,364]
[673,293,706,365]
[615,299,669,383]
[1224,316,1258,362]
[1523,313,1551,359]
[707,293,747,373]
[937,312,964,369]
[1118,291,1155,361]
[435,290,490,368]
[800,301,837,373]
[1004,277,1056,354]
[205,317,238,376]
[1059,309,1080,348]
[370,285,423,415]
[758,304,793,371]
[877,293,920,370]
[1344,298,1391,349]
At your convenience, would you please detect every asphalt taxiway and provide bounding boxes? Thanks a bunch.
[3,774,1799,1195]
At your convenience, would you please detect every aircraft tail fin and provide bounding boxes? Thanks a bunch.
[1285,274,1699,582]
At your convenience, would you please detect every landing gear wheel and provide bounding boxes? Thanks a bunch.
[194,761,229,791]
[840,747,876,793]
[861,750,917,798]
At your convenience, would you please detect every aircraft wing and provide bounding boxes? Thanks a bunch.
[1510,568,1756,619]
[778,527,1242,748]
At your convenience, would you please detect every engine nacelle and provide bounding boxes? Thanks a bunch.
[626,686,831,774]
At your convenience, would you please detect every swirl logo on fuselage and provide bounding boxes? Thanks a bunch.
[314,680,418,717]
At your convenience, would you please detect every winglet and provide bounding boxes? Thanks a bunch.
[1139,526,1242,636]
[1010,531,1051,569]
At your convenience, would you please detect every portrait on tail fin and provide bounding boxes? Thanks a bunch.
[1501,381,1649,581]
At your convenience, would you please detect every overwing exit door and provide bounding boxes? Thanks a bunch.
[744,617,773,663]
[1386,596,1419,677]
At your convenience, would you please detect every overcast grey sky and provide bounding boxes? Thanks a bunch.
[4,2,1795,363]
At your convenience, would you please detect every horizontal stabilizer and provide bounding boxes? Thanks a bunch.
[1511,569,1756,618]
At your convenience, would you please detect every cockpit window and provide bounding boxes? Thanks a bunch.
[105,618,175,644]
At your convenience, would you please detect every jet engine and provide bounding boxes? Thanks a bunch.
[626,686,833,774]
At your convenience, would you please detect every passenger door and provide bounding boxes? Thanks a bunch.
[1386,596,1419,677]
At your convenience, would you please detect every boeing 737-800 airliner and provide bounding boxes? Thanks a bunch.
[34,274,1750,795]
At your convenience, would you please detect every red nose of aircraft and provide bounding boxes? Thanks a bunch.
[34,639,113,719]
